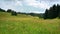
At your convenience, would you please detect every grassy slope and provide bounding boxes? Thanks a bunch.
[0,12,60,34]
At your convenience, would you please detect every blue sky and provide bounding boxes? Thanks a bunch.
[0,0,60,13]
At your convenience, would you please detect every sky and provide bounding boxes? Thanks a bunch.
[0,0,60,13]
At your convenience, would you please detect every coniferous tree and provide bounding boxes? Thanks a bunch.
[48,4,57,19]
[44,9,48,19]
[44,4,59,19]
[57,4,60,18]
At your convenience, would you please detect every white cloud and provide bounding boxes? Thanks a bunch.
[15,0,23,6]
[0,0,60,13]
[24,0,50,9]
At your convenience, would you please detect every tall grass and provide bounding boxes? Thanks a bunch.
[0,12,60,34]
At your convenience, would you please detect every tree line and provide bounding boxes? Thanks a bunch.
[0,4,60,19]
[0,8,43,18]
[44,4,60,19]
[0,9,17,16]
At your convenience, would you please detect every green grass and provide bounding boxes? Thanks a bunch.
[0,12,60,34]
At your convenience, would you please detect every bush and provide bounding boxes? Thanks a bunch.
[11,11,17,16]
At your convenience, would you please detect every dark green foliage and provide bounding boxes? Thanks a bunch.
[44,9,48,19]
[29,13,43,18]
[0,8,5,12]
[7,9,17,16]
[57,4,60,18]
[7,9,12,13]
[44,4,60,19]
[11,11,17,16]
[29,13,35,16]
[17,12,44,18]
[48,4,57,19]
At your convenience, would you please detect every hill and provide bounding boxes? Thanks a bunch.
[0,12,60,34]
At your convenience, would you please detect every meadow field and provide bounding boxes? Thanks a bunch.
[0,12,60,34]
